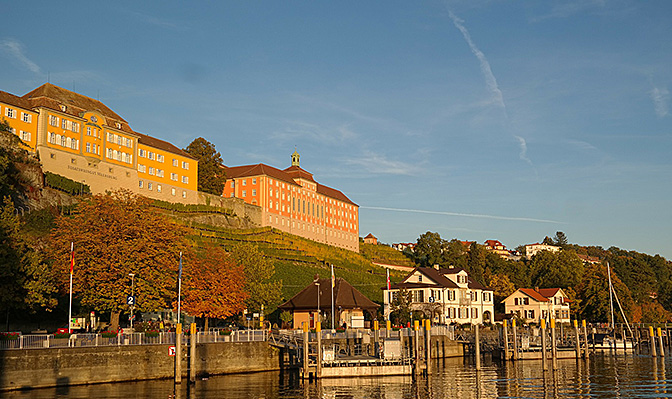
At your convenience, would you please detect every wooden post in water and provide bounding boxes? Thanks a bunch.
[650,326,657,357]
[302,322,309,380]
[414,320,420,375]
[658,327,665,357]
[503,320,510,361]
[316,322,322,379]
[541,319,548,371]
[475,323,481,371]
[582,320,589,360]
[551,319,558,370]
[425,319,432,374]
[189,323,197,383]
[374,320,380,358]
[574,320,581,360]
[512,320,518,361]
[175,323,182,384]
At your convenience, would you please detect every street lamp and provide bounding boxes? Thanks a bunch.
[129,273,135,330]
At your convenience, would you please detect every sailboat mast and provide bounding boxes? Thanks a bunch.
[607,261,615,329]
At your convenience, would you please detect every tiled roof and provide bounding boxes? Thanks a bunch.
[0,90,34,109]
[518,288,550,302]
[278,277,379,311]
[537,288,561,298]
[134,131,195,160]
[283,165,315,183]
[364,233,376,239]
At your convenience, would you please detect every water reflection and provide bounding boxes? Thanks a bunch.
[5,355,672,398]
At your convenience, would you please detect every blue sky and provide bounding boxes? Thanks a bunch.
[2,1,671,259]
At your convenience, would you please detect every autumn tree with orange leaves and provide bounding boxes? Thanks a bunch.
[178,243,248,329]
[50,189,190,331]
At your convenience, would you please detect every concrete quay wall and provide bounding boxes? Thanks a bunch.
[0,341,278,392]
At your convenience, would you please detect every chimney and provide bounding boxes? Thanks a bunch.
[433,264,440,270]
[534,287,539,292]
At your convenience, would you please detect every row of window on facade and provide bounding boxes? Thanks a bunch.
[138,148,189,169]
[514,309,570,320]
[137,164,188,183]
[391,290,492,304]
[138,180,187,198]
[48,115,80,133]
[4,107,33,123]
[48,133,79,150]
[7,126,31,142]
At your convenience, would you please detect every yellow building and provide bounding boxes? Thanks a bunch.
[222,151,359,252]
[1,83,198,203]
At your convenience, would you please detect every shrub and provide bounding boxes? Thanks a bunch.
[101,331,118,338]
[0,332,20,341]
[219,329,232,336]
[145,330,160,338]
[53,332,71,339]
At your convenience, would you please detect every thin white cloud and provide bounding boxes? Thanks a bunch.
[345,151,421,176]
[650,87,669,118]
[514,135,533,166]
[448,11,506,112]
[361,206,563,224]
[0,38,41,74]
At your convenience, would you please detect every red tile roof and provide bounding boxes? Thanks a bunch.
[518,288,550,302]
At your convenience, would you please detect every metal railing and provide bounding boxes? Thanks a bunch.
[0,329,268,350]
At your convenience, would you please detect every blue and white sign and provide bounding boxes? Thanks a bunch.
[428,296,435,303]
[127,295,135,305]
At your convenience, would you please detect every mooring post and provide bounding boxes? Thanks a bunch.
[302,322,309,380]
[574,320,581,360]
[475,323,481,371]
[541,319,548,370]
[512,319,518,361]
[414,320,420,375]
[658,327,665,357]
[425,319,432,374]
[650,326,657,357]
[175,323,182,384]
[316,322,322,379]
[503,320,510,361]
[374,320,380,358]
[551,319,558,370]
[189,323,197,383]
[582,320,589,360]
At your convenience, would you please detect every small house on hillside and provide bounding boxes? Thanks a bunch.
[278,276,379,329]
[363,233,378,245]
[502,287,571,324]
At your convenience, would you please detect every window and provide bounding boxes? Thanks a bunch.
[182,161,189,170]
[172,159,178,167]
[20,131,31,141]
[252,178,257,184]
[242,179,246,186]
[157,154,164,163]
[412,290,424,303]
[61,136,67,147]
[147,182,153,191]
[139,180,144,188]
[171,173,178,181]
[182,191,186,198]
[181,176,189,184]
[252,189,256,196]
[157,169,164,178]
[137,164,145,173]
[148,167,155,176]
[418,275,423,282]
[87,127,92,136]
[171,188,176,196]
[21,112,32,123]
[139,149,146,157]
[5,108,16,118]
[231,181,235,188]
[49,115,59,126]
[157,184,162,193]
[86,143,91,153]
[242,190,246,197]
[148,151,155,160]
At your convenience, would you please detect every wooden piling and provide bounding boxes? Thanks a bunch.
[582,320,589,360]
[512,320,518,361]
[541,319,548,371]
[503,320,510,361]
[414,320,420,375]
[573,320,581,360]
[316,322,322,379]
[650,326,657,357]
[302,322,309,379]
[425,320,432,374]
[658,327,665,357]
[175,323,182,384]
[551,319,558,370]
[374,320,380,358]
[475,323,481,371]
[189,323,197,383]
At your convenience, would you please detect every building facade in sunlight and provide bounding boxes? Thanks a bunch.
[0,83,199,203]
[222,151,360,252]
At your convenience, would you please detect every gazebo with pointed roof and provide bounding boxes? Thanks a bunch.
[278,275,379,329]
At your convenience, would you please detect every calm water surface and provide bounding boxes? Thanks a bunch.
[3,354,672,398]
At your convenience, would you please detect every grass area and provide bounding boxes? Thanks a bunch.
[360,242,414,267]
[189,223,408,305]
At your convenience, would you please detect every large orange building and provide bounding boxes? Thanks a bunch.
[222,151,360,252]
[0,83,198,202]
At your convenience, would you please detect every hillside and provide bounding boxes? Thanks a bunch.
[360,242,415,268]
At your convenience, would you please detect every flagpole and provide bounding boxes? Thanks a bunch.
[331,263,335,329]
[386,268,391,322]
[177,251,182,325]
[68,242,74,333]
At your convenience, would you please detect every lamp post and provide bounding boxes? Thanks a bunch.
[129,273,135,330]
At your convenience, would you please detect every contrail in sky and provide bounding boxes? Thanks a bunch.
[361,206,563,224]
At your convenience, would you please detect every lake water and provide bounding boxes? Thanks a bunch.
[2,354,671,398]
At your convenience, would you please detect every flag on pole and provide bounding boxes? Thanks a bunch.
[331,263,335,289]
[70,242,74,274]
[386,268,391,290]
[178,251,183,280]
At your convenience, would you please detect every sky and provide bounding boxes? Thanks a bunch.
[2,1,671,259]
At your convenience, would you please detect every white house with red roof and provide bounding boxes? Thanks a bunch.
[503,287,571,324]
[383,266,495,325]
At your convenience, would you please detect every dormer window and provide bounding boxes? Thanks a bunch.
[59,105,66,112]
[418,275,423,282]
[115,122,122,129]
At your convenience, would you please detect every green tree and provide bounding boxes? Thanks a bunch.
[553,231,568,248]
[229,243,283,315]
[184,137,226,195]
[0,119,32,205]
[442,239,469,269]
[466,243,486,282]
[413,231,445,267]
[575,262,633,322]
[529,250,584,289]
[389,288,413,326]
[49,189,191,331]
